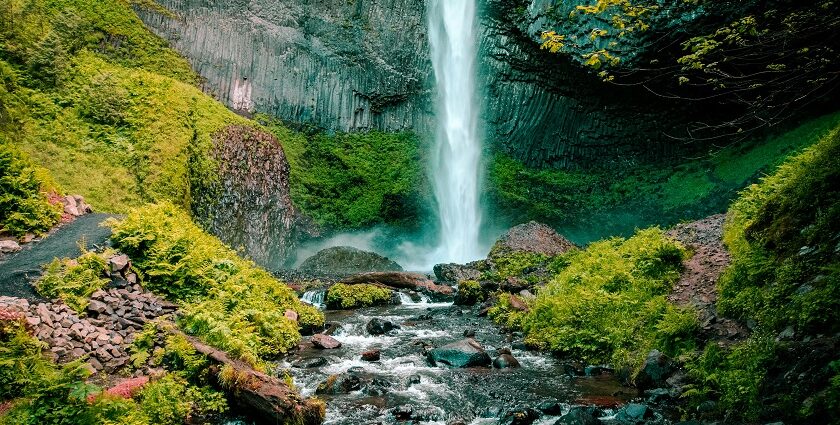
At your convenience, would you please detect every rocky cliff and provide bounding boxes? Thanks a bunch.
[136,0,686,169]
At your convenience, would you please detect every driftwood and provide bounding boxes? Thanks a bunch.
[162,324,324,425]
[342,271,454,297]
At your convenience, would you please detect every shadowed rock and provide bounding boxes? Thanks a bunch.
[427,338,491,368]
[299,246,403,277]
[489,221,576,259]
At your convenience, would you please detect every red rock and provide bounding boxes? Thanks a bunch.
[311,334,342,349]
[361,349,381,361]
[284,309,299,322]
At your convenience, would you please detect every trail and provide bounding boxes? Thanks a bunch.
[0,213,117,300]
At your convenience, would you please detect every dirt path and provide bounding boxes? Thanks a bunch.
[667,214,748,344]
[0,213,117,300]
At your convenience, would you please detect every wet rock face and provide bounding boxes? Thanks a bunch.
[192,125,305,268]
[137,0,688,169]
[299,246,403,277]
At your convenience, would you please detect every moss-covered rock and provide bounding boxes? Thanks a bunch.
[299,246,403,278]
[325,283,393,310]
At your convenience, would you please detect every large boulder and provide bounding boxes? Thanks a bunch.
[634,350,674,390]
[489,221,575,259]
[299,246,403,277]
[426,338,491,368]
[433,262,481,282]
[366,318,399,335]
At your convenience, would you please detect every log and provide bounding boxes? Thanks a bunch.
[341,271,454,297]
[162,324,324,425]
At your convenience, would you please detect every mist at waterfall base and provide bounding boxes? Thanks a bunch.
[292,0,487,271]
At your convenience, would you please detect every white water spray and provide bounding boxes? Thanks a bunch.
[427,0,483,264]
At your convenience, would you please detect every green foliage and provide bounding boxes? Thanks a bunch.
[0,143,61,237]
[502,229,691,373]
[487,294,529,330]
[108,203,324,368]
[35,249,112,312]
[455,280,485,305]
[259,115,426,229]
[718,128,840,335]
[0,0,246,214]
[325,283,392,310]
[136,374,226,425]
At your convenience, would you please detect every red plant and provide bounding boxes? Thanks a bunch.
[88,376,150,402]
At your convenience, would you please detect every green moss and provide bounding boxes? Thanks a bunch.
[455,280,485,306]
[325,283,392,309]
[108,203,324,368]
[259,115,427,229]
[502,229,693,373]
[487,293,529,330]
[35,249,112,312]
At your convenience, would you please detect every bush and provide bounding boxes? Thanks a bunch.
[0,143,61,237]
[136,374,226,425]
[500,228,691,373]
[325,283,393,310]
[108,203,323,368]
[35,249,111,312]
[454,280,485,305]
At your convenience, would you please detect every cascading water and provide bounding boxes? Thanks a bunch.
[427,0,483,265]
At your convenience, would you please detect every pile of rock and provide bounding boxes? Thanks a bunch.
[0,284,176,373]
[61,194,93,218]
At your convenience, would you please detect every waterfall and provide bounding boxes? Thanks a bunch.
[427,0,483,264]
[300,290,325,309]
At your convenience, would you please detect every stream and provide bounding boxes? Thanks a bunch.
[270,290,633,425]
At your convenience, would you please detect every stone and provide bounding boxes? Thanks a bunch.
[508,294,529,312]
[463,329,476,338]
[284,309,298,322]
[500,408,540,425]
[635,350,674,390]
[109,254,130,272]
[87,300,109,315]
[555,406,601,425]
[25,316,41,326]
[406,374,421,386]
[315,372,362,395]
[489,221,576,260]
[299,246,403,277]
[311,334,342,349]
[291,357,328,369]
[433,263,481,282]
[0,240,22,254]
[615,403,650,424]
[426,338,491,368]
[63,195,80,216]
[361,349,381,362]
[366,318,398,335]
[493,353,521,369]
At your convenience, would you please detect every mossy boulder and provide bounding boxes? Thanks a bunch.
[299,246,403,277]
[325,283,393,310]
[489,221,576,260]
[426,339,492,368]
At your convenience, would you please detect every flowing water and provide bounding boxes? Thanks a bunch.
[278,290,632,424]
[427,0,484,265]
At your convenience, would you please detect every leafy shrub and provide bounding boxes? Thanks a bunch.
[136,374,226,425]
[326,283,392,309]
[487,293,529,330]
[455,280,485,305]
[502,228,691,373]
[35,249,112,312]
[108,203,323,367]
[0,143,61,237]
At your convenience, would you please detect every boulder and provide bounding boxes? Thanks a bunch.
[315,372,362,395]
[366,318,398,335]
[555,406,601,425]
[0,240,21,254]
[299,246,403,277]
[433,263,481,282]
[311,334,342,349]
[284,309,299,322]
[493,353,521,369]
[489,221,575,259]
[291,357,328,369]
[634,350,674,390]
[500,408,540,425]
[614,403,651,424]
[426,338,491,368]
[109,254,130,272]
[361,349,381,361]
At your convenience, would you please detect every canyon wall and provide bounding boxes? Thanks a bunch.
[137,0,682,169]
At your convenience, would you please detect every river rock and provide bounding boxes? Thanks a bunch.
[555,406,601,425]
[614,403,651,424]
[361,349,381,361]
[493,353,521,369]
[634,350,674,390]
[489,221,576,259]
[315,372,362,395]
[500,408,540,425]
[426,338,491,368]
[311,334,342,349]
[292,357,328,369]
[433,263,481,282]
[366,318,398,335]
[343,272,454,299]
[299,246,403,277]
[0,240,22,254]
